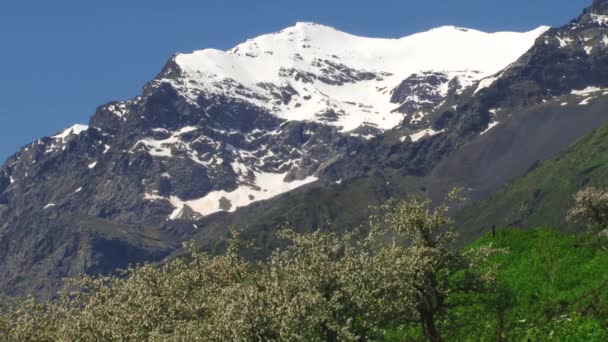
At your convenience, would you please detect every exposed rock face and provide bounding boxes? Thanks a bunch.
[0,70,364,298]
[389,71,477,128]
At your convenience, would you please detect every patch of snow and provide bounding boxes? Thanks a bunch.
[351,133,376,140]
[88,161,98,169]
[590,13,608,26]
[134,126,202,158]
[571,87,607,106]
[152,128,169,133]
[571,86,605,96]
[480,121,500,135]
[52,124,88,141]
[107,103,128,118]
[488,108,500,115]
[44,203,55,209]
[579,97,593,105]
[557,36,573,48]
[167,172,318,219]
[560,102,568,106]
[177,126,198,134]
[474,75,499,94]
[74,187,82,193]
[135,138,177,157]
[402,128,445,143]
[9,176,14,184]
[144,193,165,201]
[103,145,111,154]
[231,160,250,182]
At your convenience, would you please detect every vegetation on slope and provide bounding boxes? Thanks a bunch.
[456,121,608,239]
[389,229,608,340]
[2,189,608,341]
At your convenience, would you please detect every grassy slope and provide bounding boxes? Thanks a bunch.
[470,229,608,315]
[475,229,608,340]
[455,121,608,241]
[388,228,608,340]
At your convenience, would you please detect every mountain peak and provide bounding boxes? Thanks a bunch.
[274,21,351,40]
[292,21,331,29]
[428,25,474,33]
[164,23,547,132]
[281,21,341,34]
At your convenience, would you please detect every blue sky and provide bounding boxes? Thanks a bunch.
[0,0,590,162]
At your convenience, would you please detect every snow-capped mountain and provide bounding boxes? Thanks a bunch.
[3,15,592,298]
[8,23,547,223]
[157,23,547,133]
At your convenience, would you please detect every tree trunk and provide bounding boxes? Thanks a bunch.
[322,322,337,342]
[496,310,505,342]
[422,311,442,342]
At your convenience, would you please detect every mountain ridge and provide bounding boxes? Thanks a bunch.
[160,22,547,133]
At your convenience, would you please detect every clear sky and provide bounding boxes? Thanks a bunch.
[0,0,591,162]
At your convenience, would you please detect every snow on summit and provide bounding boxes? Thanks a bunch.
[163,22,549,132]
[33,23,549,220]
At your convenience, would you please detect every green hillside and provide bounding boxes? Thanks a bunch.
[456,121,608,240]
[388,228,608,340]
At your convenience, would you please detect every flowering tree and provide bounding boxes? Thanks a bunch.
[0,192,504,341]
[568,187,608,248]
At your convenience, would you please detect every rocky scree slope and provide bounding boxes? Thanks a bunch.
[455,118,608,241]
